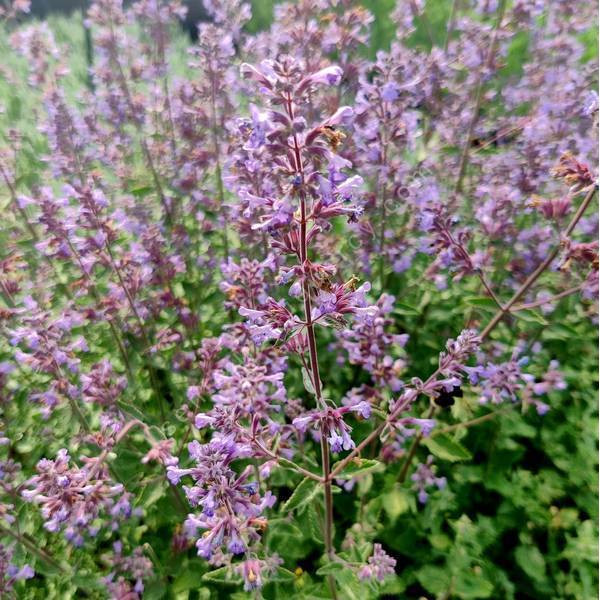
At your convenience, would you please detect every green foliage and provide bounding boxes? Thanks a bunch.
[248,0,278,32]
[332,458,384,479]
[283,477,321,513]
[424,433,473,462]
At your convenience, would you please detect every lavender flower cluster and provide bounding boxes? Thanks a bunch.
[0,0,596,596]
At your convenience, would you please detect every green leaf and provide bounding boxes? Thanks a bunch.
[316,562,346,576]
[148,425,167,441]
[130,185,153,198]
[331,458,384,480]
[541,322,580,341]
[349,541,372,563]
[382,486,411,520]
[143,579,168,600]
[562,520,598,563]
[424,433,472,462]
[266,520,307,560]
[136,479,166,509]
[202,566,241,584]
[273,567,297,582]
[357,473,374,495]
[306,503,324,544]
[172,567,205,593]
[112,448,145,482]
[277,456,313,474]
[379,576,407,595]
[302,367,319,396]
[117,400,156,425]
[282,477,320,513]
[454,572,495,598]
[416,565,450,596]
[393,302,421,316]
[430,534,452,551]
[464,296,498,312]
[513,308,548,326]
[70,571,104,591]
[334,570,364,600]
[32,559,69,578]
[515,545,546,583]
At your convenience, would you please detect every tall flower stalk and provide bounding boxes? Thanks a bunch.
[238,57,369,591]
[285,71,335,568]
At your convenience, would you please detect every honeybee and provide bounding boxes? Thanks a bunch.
[320,125,346,151]
[315,272,334,292]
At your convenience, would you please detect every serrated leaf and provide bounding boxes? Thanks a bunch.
[202,566,240,584]
[266,520,306,559]
[423,433,472,462]
[393,302,420,316]
[331,458,384,480]
[335,570,364,600]
[464,296,498,312]
[306,503,324,544]
[316,561,346,576]
[513,308,548,325]
[282,477,320,513]
[345,543,369,565]
[302,367,318,396]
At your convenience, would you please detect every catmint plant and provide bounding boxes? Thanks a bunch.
[0,0,597,597]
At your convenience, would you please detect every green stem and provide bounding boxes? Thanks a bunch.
[286,91,337,599]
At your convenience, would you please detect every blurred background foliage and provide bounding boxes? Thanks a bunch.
[17,0,600,64]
